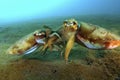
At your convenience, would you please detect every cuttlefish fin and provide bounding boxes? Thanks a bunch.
[64,35,75,62]
[76,34,104,49]
[104,40,120,49]
[24,44,39,55]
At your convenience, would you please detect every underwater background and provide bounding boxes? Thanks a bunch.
[0,0,120,80]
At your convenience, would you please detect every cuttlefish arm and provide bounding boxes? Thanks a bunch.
[24,39,45,55]
[49,32,62,40]
[36,38,45,44]
[41,32,62,51]
[23,44,39,55]
[64,35,75,62]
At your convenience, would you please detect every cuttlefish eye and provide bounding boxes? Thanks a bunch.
[73,21,76,25]
[67,21,78,30]
[34,31,46,37]
[63,20,68,26]
[33,31,46,44]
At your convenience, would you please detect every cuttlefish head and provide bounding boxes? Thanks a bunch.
[20,30,47,55]
[33,30,46,44]
[63,19,79,31]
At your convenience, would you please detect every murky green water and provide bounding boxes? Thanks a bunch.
[0,15,120,80]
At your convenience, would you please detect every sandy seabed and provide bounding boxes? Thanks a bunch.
[0,52,120,80]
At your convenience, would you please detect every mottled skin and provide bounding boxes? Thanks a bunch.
[7,30,46,55]
[76,22,120,49]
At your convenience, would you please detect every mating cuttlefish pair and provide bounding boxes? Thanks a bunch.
[7,19,120,62]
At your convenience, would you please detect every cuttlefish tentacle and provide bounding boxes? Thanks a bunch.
[64,35,75,62]
[41,32,63,53]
